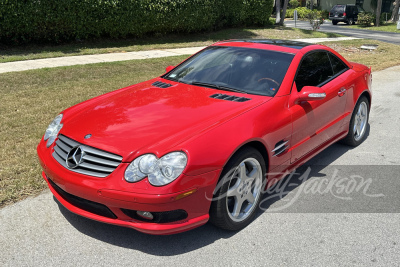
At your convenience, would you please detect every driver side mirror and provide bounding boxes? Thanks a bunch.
[165,65,175,72]
[296,86,326,104]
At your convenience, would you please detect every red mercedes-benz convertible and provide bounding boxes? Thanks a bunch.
[37,40,371,234]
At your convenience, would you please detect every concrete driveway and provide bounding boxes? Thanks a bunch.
[285,20,400,45]
[1,65,400,266]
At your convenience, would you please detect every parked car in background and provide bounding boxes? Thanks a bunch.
[329,4,365,25]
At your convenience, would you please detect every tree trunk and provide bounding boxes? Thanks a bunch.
[390,0,400,22]
[280,0,289,26]
[275,0,281,24]
[375,0,383,26]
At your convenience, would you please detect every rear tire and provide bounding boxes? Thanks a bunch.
[347,18,354,25]
[209,147,266,231]
[341,96,369,147]
[332,20,338,25]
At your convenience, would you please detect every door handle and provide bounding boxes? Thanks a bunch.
[338,88,346,97]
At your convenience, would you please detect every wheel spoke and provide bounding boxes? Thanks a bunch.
[358,122,363,136]
[246,192,255,204]
[247,168,258,180]
[238,163,246,179]
[353,121,358,135]
[227,182,241,198]
[232,198,243,218]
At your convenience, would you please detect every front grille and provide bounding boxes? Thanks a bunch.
[121,209,188,223]
[210,93,251,102]
[52,134,123,178]
[48,177,117,219]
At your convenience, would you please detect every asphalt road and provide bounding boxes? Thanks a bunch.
[1,65,400,266]
[285,20,400,45]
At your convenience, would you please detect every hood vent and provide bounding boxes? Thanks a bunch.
[272,140,289,157]
[210,94,251,102]
[152,81,172,88]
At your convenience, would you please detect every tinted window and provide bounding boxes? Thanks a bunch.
[328,52,349,75]
[295,51,333,91]
[164,46,294,96]
[331,5,345,13]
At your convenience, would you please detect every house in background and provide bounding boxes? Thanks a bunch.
[319,0,394,13]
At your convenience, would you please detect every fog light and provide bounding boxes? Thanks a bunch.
[136,211,154,220]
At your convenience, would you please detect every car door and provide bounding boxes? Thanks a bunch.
[289,50,348,163]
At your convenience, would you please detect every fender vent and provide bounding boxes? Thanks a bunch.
[210,94,251,102]
[272,140,289,156]
[152,81,172,88]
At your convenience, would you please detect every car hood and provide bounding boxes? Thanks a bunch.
[60,79,270,161]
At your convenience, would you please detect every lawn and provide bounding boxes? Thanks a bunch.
[322,39,400,71]
[0,26,343,63]
[1,39,399,207]
[348,22,399,32]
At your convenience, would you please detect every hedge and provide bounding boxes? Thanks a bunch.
[0,0,273,45]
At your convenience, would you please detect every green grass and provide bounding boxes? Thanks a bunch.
[322,39,400,71]
[0,26,342,63]
[348,22,399,32]
[1,39,399,208]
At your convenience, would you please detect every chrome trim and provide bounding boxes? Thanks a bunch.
[52,135,123,178]
[308,93,326,98]
[272,140,289,157]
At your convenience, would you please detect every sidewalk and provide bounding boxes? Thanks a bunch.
[0,37,358,74]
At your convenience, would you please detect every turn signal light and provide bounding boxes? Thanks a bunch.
[176,189,197,200]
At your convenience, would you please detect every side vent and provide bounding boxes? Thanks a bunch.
[210,94,251,102]
[152,81,172,88]
[272,140,289,157]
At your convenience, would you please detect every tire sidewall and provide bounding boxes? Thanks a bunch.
[349,96,369,146]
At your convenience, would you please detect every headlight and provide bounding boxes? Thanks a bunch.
[124,152,187,186]
[43,114,63,147]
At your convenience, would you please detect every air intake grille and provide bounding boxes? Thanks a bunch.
[210,94,251,102]
[52,135,123,178]
[152,81,172,88]
[48,178,117,219]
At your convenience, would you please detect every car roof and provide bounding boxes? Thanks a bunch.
[212,39,316,54]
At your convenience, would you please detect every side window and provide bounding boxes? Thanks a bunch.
[328,52,349,75]
[295,51,333,92]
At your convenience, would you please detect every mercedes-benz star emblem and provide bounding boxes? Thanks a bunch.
[66,146,85,169]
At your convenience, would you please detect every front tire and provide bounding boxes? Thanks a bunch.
[341,96,369,147]
[209,147,266,231]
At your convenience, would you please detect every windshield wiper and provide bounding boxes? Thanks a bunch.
[190,81,247,94]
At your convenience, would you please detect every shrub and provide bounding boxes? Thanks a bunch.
[307,10,323,31]
[285,7,311,19]
[0,0,273,45]
[286,9,295,18]
[358,12,374,27]
[289,0,300,9]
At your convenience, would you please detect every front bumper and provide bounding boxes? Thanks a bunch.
[38,140,220,235]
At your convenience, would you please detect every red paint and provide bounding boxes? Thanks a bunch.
[37,40,371,234]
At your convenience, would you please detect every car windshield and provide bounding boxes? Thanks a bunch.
[163,46,294,96]
[331,5,345,12]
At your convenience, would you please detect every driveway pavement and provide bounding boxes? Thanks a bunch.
[1,64,399,266]
[285,20,400,45]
